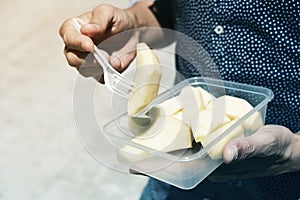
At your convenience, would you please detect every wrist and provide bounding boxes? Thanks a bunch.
[125,0,161,28]
[124,9,137,29]
[125,0,170,47]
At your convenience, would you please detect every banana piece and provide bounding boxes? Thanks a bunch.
[203,120,245,160]
[126,96,182,135]
[195,87,216,108]
[171,110,183,121]
[190,109,231,143]
[119,116,192,162]
[178,86,204,125]
[132,116,192,152]
[156,96,182,116]
[206,95,263,131]
[147,96,182,120]
[127,43,162,116]
[178,86,216,125]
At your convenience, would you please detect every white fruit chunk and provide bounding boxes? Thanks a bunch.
[147,96,182,117]
[171,110,183,121]
[178,86,204,125]
[132,116,192,152]
[203,120,245,160]
[195,87,216,107]
[126,96,182,135]
[190,109,231,143]
[119,116,192,162]
[127,43,162,116]
[156,96,182,116]
[206,95,263,131]
[148,96,182,120]
[178,86,216,125]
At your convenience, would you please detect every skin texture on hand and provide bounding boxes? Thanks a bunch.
[209,125,300,182]
[59,0,162,81]
[59,5,137,71]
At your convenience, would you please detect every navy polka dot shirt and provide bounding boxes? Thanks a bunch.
[144,0,300,199]
[173,0,300,133]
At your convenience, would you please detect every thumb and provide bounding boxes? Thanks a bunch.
[80,6,115,39]
[223,125,291,164]
[223,135,258,164]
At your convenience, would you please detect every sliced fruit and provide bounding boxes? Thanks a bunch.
[203,120,245,160]
[119,115,192,162]
[156,96,182,116]
[178,86,204,125]
[195,87,216,108]
[127,43,162,116]
[206,95,263,131]
[171,110,183,121]
[132,116,192,152]
[190,109,231,143]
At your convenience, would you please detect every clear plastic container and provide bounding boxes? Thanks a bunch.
[103,77,274,189]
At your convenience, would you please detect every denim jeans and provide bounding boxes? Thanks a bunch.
[140,178,259,200]
[140,173,300,200]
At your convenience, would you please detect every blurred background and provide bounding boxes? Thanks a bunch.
[0,0,169,199]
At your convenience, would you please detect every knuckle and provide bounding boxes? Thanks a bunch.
[234,139,255,159]
[59,17,73,37]
[242,143,256,159]
[64,32,77,47]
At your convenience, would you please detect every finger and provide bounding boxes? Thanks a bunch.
[80,5,116,41]
[110,51,136,72]
[109,35,138,72]
[110,56,122,71]
[223,135,260,164]
[64,46,89,68]
[223,125,293,164]
[222,141,239,164]
[223,129,277,164]
[60,19,94,52]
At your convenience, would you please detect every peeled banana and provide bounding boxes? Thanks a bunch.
[127,43,162,116]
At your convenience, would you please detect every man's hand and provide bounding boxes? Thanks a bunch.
[209,125,300,182]
[59,1,162,82]
[59,4,138,74]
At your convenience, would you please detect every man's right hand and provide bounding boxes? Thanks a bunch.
[58,1,162,81]
[59,4,139,73]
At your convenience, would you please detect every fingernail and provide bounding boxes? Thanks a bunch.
[232,145,238,161]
